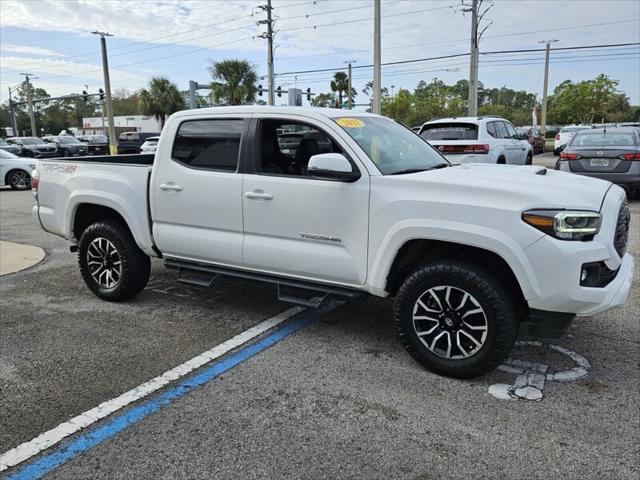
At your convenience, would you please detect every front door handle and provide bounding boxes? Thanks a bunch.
[245,191,273,200]
[160,183,183,191]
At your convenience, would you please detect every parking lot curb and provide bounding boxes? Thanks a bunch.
[0,241,45,276]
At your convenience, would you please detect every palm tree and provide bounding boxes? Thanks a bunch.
[139,77,184,129]
[209,59,257,105]
[330,72,349,107]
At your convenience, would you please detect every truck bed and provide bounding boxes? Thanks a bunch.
[34,155,156,254]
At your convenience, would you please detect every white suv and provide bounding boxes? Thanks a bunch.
[553,125,590,155]
[419,116,533,165]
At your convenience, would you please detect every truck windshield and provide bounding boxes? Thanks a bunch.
[58,137,83,144]
[333,116,448,175]
[21,137,44,145]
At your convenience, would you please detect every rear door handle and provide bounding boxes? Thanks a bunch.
[245,191,273,200]
[160,183,183,191]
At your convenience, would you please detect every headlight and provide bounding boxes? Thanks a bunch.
[522,209,601,240]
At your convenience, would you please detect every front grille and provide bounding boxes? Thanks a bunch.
[614,201,630,257]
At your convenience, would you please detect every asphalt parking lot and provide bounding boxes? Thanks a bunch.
[1,155,639,479]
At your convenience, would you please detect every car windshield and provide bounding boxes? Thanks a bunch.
[20,137,44,145]
[571,132,636,147]
[561,127,588,133]
[334,116,448,175]
[58,136,83,144]
[0,139,8,145]
[91,135,108,143]
[420,123,478,141]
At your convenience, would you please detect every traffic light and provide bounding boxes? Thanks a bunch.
[82,90,88,102]
[258,85,263,96]
[306,88,312,101]
[99,88,105,101]
[276,86,282,97]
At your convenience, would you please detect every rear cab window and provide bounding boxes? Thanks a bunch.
[420,123,478,141]
[172,119,244,171]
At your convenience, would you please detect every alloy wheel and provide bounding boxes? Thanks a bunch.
[412,285,488,359]
[86,237,122,288]
[10,170,31,189]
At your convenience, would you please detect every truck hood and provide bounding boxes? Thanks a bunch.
[406,163,611,211]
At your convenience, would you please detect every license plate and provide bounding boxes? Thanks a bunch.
[590,158,609,167]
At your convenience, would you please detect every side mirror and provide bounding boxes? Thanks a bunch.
[307,153,360,182]
[517,133,528,140]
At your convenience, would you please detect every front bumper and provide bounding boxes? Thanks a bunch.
[524,187,634,316]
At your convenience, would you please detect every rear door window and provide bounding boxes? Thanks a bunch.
[494,122,509,139]
[503,122,518,139]
[420,123,478,141]
[486,122,499,138]
[172,119,244,171]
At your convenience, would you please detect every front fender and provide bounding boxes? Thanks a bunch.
[367,219,542,300]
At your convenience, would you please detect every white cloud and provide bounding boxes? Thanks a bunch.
[0,44,66,57]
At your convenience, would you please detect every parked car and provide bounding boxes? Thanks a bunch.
[515,126,544,154]
[554,126,589,155]
[419,116,533,165]
[0,149,35,190]
[32,106,633,379]
[43,135,88,157]
[5,137,57,158]
[0,138,22,156]
[555,126,640,198]
[77,135,109,156]
[117,131,160,154]
[139,136,160,153]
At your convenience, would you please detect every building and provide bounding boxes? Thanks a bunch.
[81,115,162,136]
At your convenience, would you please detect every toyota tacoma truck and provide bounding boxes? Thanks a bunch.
[31,107,634,378]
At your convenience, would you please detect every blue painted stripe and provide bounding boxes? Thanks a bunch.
[8,304,331,480]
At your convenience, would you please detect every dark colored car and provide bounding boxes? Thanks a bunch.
[77,135,110,155]
[0,138,22,156]
[5,137,58,158]
[516,127,545,154]
[117,131,160,154]
[555,127,640,198]
[43,136,88,157]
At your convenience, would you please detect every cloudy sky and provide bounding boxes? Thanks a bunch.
[1,0,639,108]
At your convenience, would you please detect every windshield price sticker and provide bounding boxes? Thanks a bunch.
[337,118,365,128]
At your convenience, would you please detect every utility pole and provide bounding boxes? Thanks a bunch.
[92,31,117,155]
[20,73,37,136]
[539,39,558,136]
[462,0,493,116]
[7,87,18,135]
[372,0,381,114]
[257,0,275,105]
[345,60,356,109]
[467,0,478,116]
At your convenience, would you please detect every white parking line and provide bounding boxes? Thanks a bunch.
[0,306,304,472]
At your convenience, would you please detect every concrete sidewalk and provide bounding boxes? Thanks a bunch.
[0,240,45,276]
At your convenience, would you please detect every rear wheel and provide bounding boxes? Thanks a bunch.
[497,156,506,165]
[78,221,150,301]
[525,152,533,165]
[393,261,518,378]
[7,169,31,190]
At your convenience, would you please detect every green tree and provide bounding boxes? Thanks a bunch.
[139,77,184,128]
[310,92,336,108]
[209,59,257,105]
[330,72,356,107]
[112,89,141,116]
[382,89,414,125]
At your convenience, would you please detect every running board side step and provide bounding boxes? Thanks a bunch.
[165,258,362,308]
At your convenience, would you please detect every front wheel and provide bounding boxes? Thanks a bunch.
[78,221,150,301]
[525,153,533,165]
[7,169,31,190]
[393,261,518,378]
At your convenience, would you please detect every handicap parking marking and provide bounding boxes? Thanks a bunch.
[0,303,345,477]
[489,340,591,401]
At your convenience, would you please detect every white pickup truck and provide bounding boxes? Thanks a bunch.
[32,107,634,378]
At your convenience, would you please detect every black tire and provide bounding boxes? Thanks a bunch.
[525,153,533,165]
[393,260,518,379]
[497,156,506,165]
[78,220,150,301]
[7,169,31,190]
[553,148,561,156]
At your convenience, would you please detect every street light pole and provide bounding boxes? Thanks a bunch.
[92,31,117,155]
[467,0,478,116]
[7,86,18,135]
[345,60,356,109]
[372,0,381,114]
[539,39,558,136]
